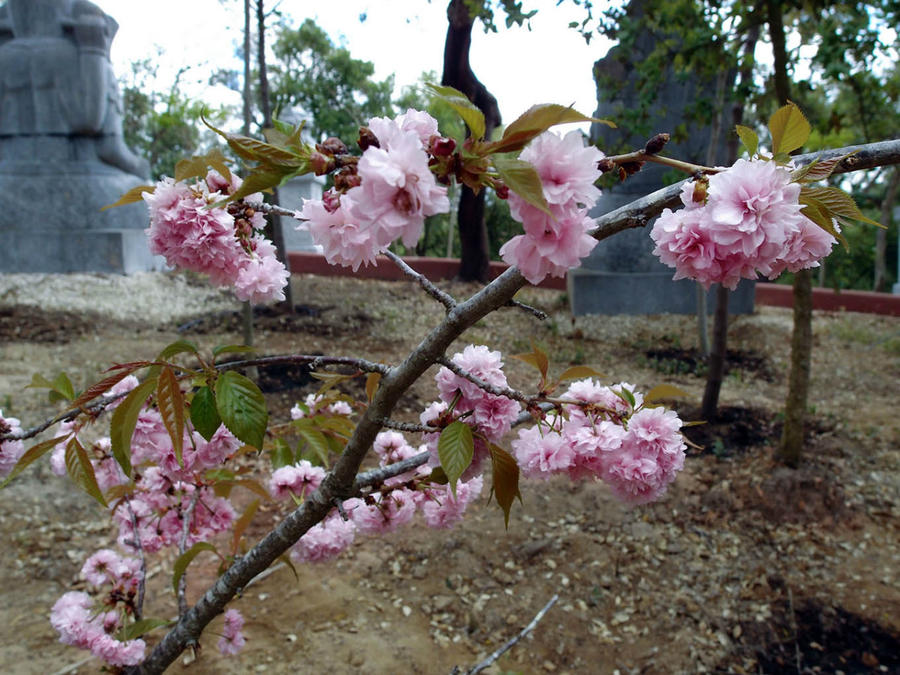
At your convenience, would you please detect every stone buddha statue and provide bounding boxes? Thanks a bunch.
[0,0,148,177]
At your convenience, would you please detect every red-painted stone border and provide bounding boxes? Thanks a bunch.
[287,252,900,315]
[754,282,900,316]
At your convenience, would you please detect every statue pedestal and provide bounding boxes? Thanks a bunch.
[0,154,160,273]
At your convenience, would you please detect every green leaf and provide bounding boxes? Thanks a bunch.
[298,426,331,466]
[172,541,219,596]
[174,147,232,183]
[278,553,300,581]
[510,342,549,381]
[799,196,847,249]
[484,104,608,155]
[793,153,854,183]
[157,340,199,362]
[220,166,291,205]
[190,385,221,442]
[437,421,474,496]
[213,344,256,359]
[616,385,636,409]
[157,367,185,467]
[215,371,268,450]
[801,186,882,228]
[734,125,758,157]
[102,184,156,211]
[119,618,173,641]
[110,377,158,478]
[232,499,260,553]
[365,372,381,403]
[426,83,486,140]
[65,437,108,507]
[270,437,294,469]
[203,115,304,167]
[644,384,690,404]
[426,466,449,485]
[309,371,354,396]
[1,434,70,488]
[27,372,75,404]
[557,365,605,382]
[489,443,520,528]
[768,103,810,156]
[491,156,551,216]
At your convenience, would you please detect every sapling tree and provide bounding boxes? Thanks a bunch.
[1,84,897,674]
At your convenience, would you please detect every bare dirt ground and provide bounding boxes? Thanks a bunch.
[0,272,898,674]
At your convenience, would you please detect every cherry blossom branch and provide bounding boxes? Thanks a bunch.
[452,594,559,674]
[124,137,900,674]
[177,492,201,620]
[219,354,391,375]
[382,250,458,310]
[3,355,392,444]
[604,149,717,176]
[590,138,900,243]
[353,452,431,490]
[505,298,548,320]
[435,357,531,403]
[251,200,298,219]
[128,266,530,674]
[124,498,147,622]
[378,419,435,433]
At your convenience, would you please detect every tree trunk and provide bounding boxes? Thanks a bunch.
[256,0,294,311]
[778,268,812,467]
[768,0,810,466]
[701,285,729,421]
[700,24,758,417]
[874,167,899,292]
[442,0,501,282]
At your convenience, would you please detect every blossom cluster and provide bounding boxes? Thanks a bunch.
[650,158,836,289]
[286,427,483,563]
[500,130,604,284]
[0,409,24,479]
[144,170,289,303]
[300,109,450,270]
[428,344,521,476]
[47,376,245,664]
[513,380,686,504]
[50,549,146,667]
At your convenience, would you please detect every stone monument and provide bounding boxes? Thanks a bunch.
[568,0,754,315]
[0,0,158,273]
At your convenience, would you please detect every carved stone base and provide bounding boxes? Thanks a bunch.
[0,158,161,273]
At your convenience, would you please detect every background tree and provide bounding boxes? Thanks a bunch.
[121,59,227,181]
[268,19,395,143]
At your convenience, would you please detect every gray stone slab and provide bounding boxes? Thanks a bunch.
[568,269,755,316]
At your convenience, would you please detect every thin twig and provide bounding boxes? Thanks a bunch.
[124,498,147,622]
[506,298,548,320]
[378,418,435,433]
[382,250,458,311]
[436,357,531,403]
[252,200,300,219]
[220,354,391,375]
[460,594,559,674]
[178,492,201,619]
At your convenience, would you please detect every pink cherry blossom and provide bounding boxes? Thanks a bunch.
[421,475,484,529]
[349,488,418,535]
[291,513,357,563]
[0,409,25,479]
[217,608,246,656]
[269,461,326,500]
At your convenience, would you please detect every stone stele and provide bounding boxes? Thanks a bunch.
[0,0,158,273]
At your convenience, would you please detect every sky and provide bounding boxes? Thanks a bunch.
[91,0,613,132]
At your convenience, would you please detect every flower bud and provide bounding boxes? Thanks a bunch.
[310,151,335,176]
[644,133,670,155]
[493,181,509,200]
[334,170,362,192]
[429,135,456,157]
[597,158,616,173]
[357,126,380,151]
[620,160,644,176]
[318,136,349,156]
